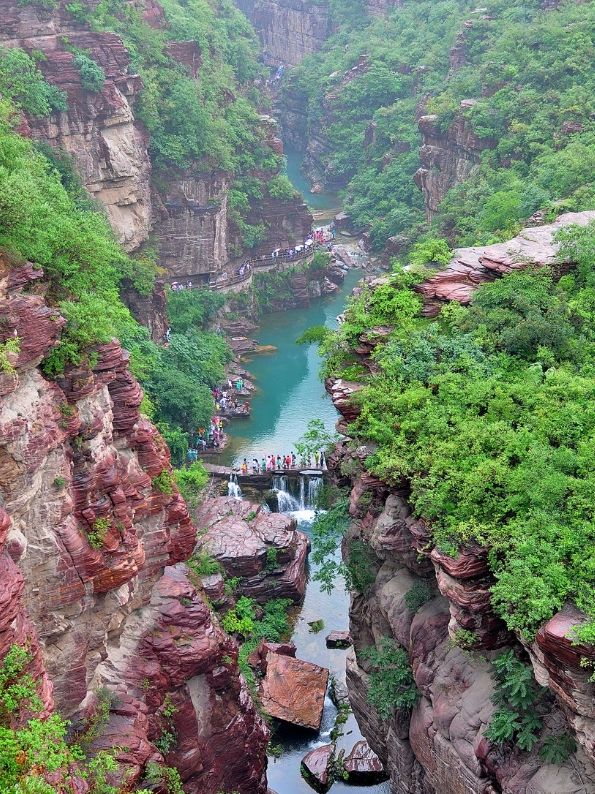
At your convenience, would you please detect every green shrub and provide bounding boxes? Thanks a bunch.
[346,539,377,596]
[268,174,297,200]
[187,549,222,579]
[152,469,174,495]
[404,580,433,612]
[0,338,20,374]
[173,461,208,507]
[360,639,418,719]
[485,650,545,752]
[0,47,67,116]
[73,51,106,93]
[265,547,278,571]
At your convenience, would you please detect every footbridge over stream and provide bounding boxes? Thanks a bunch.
[203,463,329,508]
[204,463,328,486]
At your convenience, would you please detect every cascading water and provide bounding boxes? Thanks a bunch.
[274,474,323,514]
[272,475,301,512]
[227,473,242,499]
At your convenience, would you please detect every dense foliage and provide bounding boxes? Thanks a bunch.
[286,0,595,249]
[322,223,595,640]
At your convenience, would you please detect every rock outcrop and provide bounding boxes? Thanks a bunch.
[194,496,309,602]
[236,0,331,66]
[414,110,495,219]
[0,257,269,792]
[417,210,595,316]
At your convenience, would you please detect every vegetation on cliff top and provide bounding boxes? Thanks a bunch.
[286,0,595,249]
[322,221,595,641]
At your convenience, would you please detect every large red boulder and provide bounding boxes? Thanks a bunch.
[260,652,329,730]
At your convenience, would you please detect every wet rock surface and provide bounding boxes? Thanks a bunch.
[300,743,334,791]
[325,630,353,648]
[343,739,387,784]
[260,650,329,730]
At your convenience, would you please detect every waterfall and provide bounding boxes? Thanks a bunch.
[272,475,301,512]
[227,473,242,499]
[305,475,322,509]
[273,474,323,513]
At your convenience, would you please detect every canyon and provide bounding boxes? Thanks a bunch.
[1,1,595,793]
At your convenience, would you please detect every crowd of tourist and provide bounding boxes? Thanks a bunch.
[239,450,327,475]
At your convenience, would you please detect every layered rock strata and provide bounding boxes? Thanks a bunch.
[195,495,309,602]
[0,0,152,252]
[417,210,595,316]
[0,257,269,792]
[235,0,331,66]
[414,111,495,219]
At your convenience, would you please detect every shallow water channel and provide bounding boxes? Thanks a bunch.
[266,508,390,794]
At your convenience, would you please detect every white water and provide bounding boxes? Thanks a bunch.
[227,473,242,499]
[273,473,323,513]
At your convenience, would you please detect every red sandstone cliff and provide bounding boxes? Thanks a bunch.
[0,255,269,792]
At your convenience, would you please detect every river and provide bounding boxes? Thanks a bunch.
[217,151,389,792]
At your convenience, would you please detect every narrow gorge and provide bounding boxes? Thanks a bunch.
[1,1,595,793]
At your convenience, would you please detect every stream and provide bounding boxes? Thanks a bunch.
[219,151,390,792]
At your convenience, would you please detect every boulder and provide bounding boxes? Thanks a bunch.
[329,677,350,708]
[195,496,308,602]
[301,743,334,792]
[325,630,353,649]
[247,639,297,674]
[260,652,329,730]
[343,739,387,784]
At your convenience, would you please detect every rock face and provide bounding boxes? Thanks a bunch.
[414,111,495,219]
[0,0,152,252]
[236,0,331,66]
[417,210,595,316]
[0,258,269,792]
[260,650,329,729]
[195,496,309,602]
[154,171,231,280]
